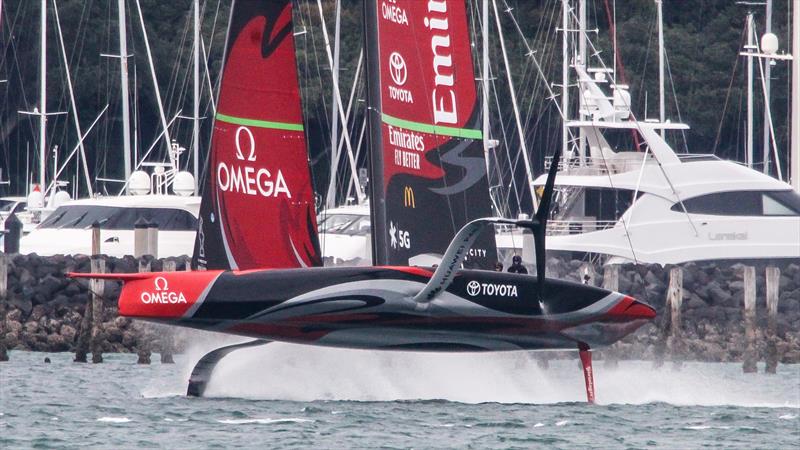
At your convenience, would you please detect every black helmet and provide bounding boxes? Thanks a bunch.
[512,255,522,264]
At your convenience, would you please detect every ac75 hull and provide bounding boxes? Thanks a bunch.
[109,266,655,352]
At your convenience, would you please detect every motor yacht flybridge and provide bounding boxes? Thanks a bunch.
[530,66,800,265]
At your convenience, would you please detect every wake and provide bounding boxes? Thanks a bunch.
[142,338,800,408]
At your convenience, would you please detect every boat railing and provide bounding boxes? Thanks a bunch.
[674,154,721,162]
[545,219,618,235]
[543,156,634,175]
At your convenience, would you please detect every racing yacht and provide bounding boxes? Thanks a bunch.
[70,0,655,403]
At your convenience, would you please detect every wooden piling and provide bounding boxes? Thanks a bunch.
[667,267,684,368]
[0,308,8,362]
[136,258,152,364]
[603,265,619,292]
[765,266,780,374]
[147,222,159,258]
[134,218,148,258]
[74,287,93,363]
[603,265,620,368]
[656,267,683,368]
[159,260,176,364]
[91,221,101,256]
[742,265,758,373]
[90,257,106,363]
[0,253,8,299]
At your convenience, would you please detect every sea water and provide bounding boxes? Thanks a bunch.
[1,344,798,449]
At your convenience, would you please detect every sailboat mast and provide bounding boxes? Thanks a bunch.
[792,0,800,191]
[481,0,490,176]
[657,0,665,137]
[326,0,341,210]
[363,0,386,265]
[118,0,132,189]
[561,0,570,157]
[762,0,773,174]
[746,12,755,168]
[578,0,586,164]
[39,0,47,189]
[193,0,200,193]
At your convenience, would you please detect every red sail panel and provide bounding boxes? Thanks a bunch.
[193,0,321,271]
[367,0,496,268]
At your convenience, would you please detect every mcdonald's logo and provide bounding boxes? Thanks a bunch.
[403,186,415,208]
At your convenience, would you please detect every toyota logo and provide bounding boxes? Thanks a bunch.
[466,280,481,296]
[389,52,407,86]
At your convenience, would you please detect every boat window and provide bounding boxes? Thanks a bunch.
[765,190,800,215]
[318,214,361,233]
[340,216,371,236]
[38,205,198,230]
[0,200,23,214]
[550,186,638,222]
[671,190,800,216]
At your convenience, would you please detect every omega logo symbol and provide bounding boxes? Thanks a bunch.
[466,280,481,297]
[235,126,256,161]
[389,52,407,86]
[154,277,169,291]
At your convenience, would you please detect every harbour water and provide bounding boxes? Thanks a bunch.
[1,345,798,449]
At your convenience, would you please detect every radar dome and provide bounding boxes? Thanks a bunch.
[761,33,779,55]
[51,191,71,209]
[129,170,151,195]
[173,171,196,197]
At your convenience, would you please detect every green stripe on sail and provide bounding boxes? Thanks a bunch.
[216,112,304,132]
[381,113,482,139]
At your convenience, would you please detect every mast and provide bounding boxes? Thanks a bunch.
[325,0,342,210]
[39,0,47,189]
[657,0,665,137]
[134,0,172,153]
[316,0,363,205]
[363,0,386,265]
[482,0,491,181]
[193,0,200,193]
[792,0,800,191]
[561,0,570,156]
[578,0,586,164]
[118,0,132,188]
[53,0,93,197]
[762,0,773,174]
[493,0,536,207]
[746,12,755,168]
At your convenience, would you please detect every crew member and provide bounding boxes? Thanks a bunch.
[507,255,528,274]
[494,262,504,272]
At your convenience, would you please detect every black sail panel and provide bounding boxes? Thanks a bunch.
[365,0,497,268]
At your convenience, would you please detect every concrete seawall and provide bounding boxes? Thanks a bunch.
[0,254,798,364]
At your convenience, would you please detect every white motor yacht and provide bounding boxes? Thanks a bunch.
[526,66,800,265]
[19,194,199,258]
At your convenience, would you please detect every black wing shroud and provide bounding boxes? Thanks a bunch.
[363,0,498,270]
